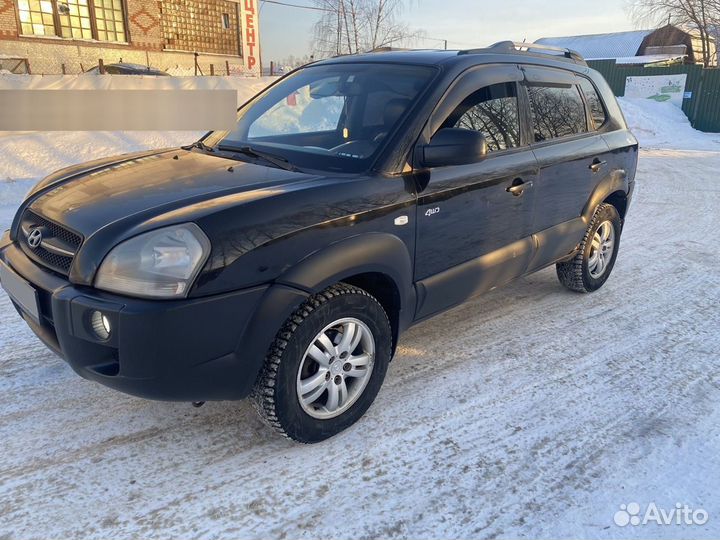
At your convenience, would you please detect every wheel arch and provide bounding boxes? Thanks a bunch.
[603,190,628,220]
[276,233,416,353]
[582,169,629,224]
[341,271,402,355]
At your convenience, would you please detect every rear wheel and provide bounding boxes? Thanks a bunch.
[251,283,392,443]
[556,203,622,292]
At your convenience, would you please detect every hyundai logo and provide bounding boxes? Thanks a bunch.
[27,228,43,249]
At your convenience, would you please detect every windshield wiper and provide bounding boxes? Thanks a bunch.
[218,144,297,171]
[181,140,215,153]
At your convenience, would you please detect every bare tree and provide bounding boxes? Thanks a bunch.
[312,0,423,57]
[629,0,719,67]
[707,0,720,63]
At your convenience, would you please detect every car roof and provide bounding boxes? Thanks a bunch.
[108,62,168,73]
[314,49,459,66]
[311,43,588,73]
[110,62,155,70]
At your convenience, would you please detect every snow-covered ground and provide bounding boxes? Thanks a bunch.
[0,89,719,539]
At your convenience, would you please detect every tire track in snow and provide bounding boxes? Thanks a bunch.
[1,149,719,539]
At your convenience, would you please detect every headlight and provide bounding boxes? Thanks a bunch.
[95,223,211,299]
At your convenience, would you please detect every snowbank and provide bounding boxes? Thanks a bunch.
[617,97,720,151]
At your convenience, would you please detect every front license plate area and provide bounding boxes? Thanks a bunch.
[0,259,40,323]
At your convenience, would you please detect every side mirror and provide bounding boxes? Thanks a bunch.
[421,128,488,168]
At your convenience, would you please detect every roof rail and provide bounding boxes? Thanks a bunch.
[367,46,413,53]
[459,41,587,65]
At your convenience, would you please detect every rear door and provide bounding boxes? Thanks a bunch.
[521,65,611,269]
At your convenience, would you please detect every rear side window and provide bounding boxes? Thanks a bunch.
[527,84,587,142]
[441,82,520,152]
[578,77,607,129]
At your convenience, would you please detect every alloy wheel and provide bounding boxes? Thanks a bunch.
[296,318,375,419]
[588,220,615,278]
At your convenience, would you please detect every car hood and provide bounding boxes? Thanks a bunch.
[26,149,317,238]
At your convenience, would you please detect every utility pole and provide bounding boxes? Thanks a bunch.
[337,2,342,54]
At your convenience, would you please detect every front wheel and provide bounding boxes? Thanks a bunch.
[251,283,392,443]
[556,203,622,293]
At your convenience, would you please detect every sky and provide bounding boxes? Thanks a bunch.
[258,0,639,64]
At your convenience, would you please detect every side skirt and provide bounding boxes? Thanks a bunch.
[412,217,586,323]
[414,237,534,321]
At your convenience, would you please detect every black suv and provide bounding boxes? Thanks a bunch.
[0,42,637,442]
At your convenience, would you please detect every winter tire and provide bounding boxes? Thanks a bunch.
[251,283,392,443]
[556,202,622,293]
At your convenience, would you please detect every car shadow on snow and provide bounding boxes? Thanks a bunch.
[88,267,577,450]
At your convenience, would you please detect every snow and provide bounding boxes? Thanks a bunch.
[618,97,720,151]
[1,86,720,539]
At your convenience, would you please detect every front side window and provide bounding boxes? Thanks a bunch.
[441,82,520,152]
[214,63,437,173]
[527,84,587,142]
[17,0,127,41]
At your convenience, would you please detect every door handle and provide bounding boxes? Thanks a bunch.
[589,158,607,173]
[507,179,532,197]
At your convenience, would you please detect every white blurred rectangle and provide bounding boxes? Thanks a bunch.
[0,90,238,131]
[624,74,687,108]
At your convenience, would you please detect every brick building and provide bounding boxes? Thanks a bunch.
[0,0,260,74]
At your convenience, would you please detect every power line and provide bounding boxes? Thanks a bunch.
[260,0,479,50]
[260,0,334,11]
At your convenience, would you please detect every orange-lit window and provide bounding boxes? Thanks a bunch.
[93,0,126,42]
[58,0,92,39]
[16,0,127,41]
[17,0,56,37]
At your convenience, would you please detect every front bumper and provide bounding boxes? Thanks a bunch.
[0,232,272,401]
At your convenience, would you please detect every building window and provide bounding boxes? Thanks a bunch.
[92,0,126,42]
[59,0,92,40]
[221,13,230,30]
[16,0,127,41]
[160,0,240,56]
[17,0,56,37]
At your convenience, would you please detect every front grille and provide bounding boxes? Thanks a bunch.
[27,211,82,248]
[19,210,83,275]
[32,247,73,273]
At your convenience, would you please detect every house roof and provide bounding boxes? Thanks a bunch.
[615,54,686,65]
[535,30,653,60]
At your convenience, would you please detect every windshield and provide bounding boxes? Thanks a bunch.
[212,63,436,173]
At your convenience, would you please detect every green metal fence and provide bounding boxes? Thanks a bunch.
[587,59,720,133]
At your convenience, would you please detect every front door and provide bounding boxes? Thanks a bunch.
[413,66,539,319]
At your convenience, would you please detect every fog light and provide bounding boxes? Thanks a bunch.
[90,310,111,340]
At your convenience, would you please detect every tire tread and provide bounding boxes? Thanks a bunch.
[250,282,387,442]
[556,203,616,293]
